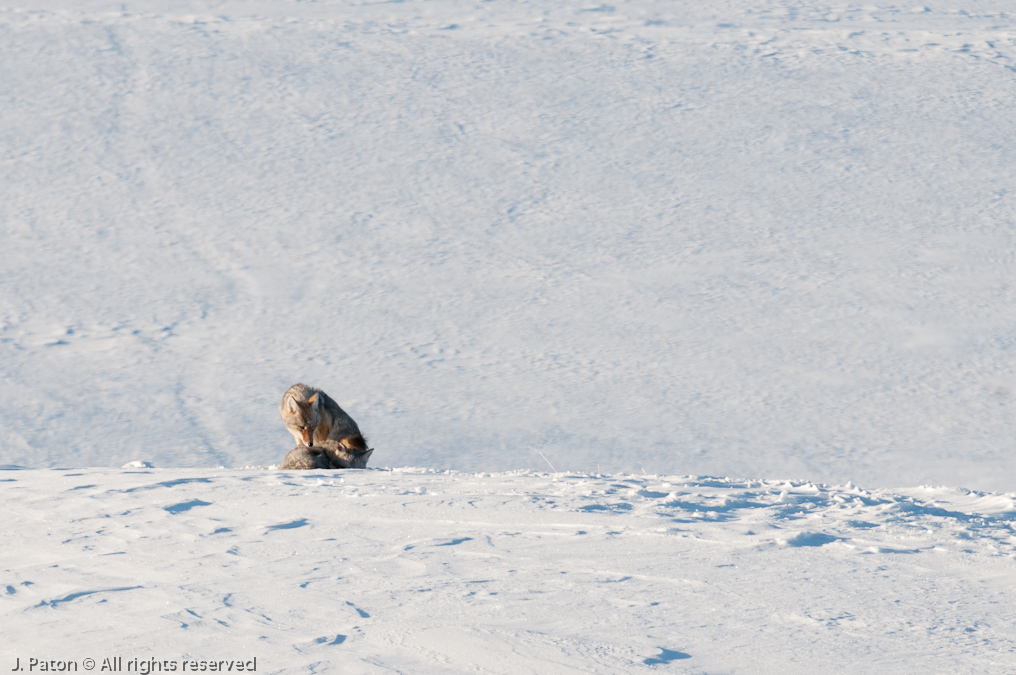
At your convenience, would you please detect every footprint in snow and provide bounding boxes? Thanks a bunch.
[314,634,346,646]
[435,537,473,547]
[643,648,691,665]
[784,532,839,547]
[163,499,212,514]
[346,601,370,618]
[266,518,309,531]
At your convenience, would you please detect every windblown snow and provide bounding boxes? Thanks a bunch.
[3,467,1016,673]
[2,0,1016,671]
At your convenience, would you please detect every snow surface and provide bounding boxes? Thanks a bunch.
[3,467,1016,673]
[4,0,1016,670]
[2,0,1016,489]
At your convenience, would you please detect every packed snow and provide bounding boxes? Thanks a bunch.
[4,467,1016,673]
[2,0,1016,671]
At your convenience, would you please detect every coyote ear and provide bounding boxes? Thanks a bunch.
[308,393,319,407]
[287,397,300,413]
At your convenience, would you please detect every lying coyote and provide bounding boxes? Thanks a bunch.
[280,440,374,470]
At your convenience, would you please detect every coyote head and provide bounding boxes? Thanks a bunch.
[320,438,374,469]
[284,393,321,446]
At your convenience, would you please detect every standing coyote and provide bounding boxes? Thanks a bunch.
[279,383,369,453]
[280,440,374,470]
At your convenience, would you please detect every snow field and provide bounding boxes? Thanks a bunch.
[4,1,1016,670]
[1,1,1016,488]
[3,467,1016,673]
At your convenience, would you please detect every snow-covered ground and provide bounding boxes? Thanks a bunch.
[4,0,1016,670]
[3,467,1016,673]
[3,0,1016,489]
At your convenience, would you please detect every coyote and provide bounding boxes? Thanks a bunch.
[279,444,332,470]
[319,439,373,468]
[279,440,374,470]
[279,383,369,452]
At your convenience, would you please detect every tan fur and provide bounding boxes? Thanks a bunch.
[319,439,374,469]
[338,434,368,451]
[280,393,321,446]
[279,383,369,455]
[315,414,333,443]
